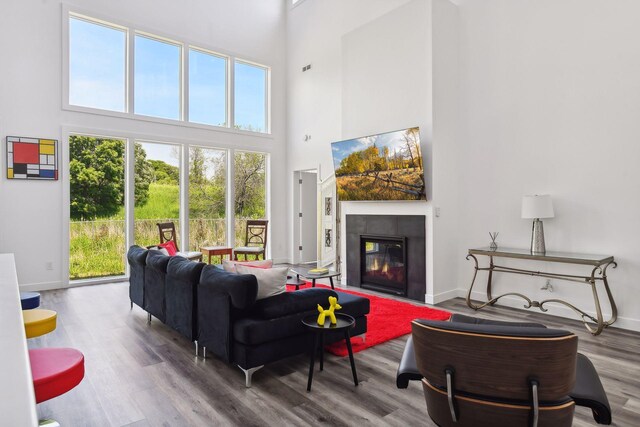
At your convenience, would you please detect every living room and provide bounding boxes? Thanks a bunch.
[1,0,639,426]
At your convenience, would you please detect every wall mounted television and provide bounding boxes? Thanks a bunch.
[331,127,426,201]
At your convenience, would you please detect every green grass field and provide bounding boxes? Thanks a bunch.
[70,183,248,279]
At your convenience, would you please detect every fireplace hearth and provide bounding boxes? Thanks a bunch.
[360,235,407,296]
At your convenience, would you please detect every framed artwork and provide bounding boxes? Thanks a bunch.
[325,229,332,248]
[6,136,58,180]
[325,197,332,217]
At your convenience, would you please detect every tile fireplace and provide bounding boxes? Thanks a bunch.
[346,215,425,301]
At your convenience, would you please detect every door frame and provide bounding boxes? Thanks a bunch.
[292,168,318,265]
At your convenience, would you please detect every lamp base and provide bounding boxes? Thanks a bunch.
[531,219,546,254]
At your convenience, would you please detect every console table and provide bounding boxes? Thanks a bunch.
[465,247,617,336]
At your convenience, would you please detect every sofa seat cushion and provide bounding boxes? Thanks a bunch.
[251,288,336,319]
[234,291,370,346]
[333,291,370,318]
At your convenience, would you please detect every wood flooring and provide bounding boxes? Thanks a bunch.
[30,282,640,426]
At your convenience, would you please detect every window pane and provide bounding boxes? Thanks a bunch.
[134,142,181,248]
[189,147,226,253]
[189,49,227,127]
[69,17,126,112]
[234,151,267,244]
[69,135,126,279]
[134,35,181,120]
[234,61,267,133]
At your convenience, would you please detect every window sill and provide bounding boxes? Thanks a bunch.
[62,104,274,140]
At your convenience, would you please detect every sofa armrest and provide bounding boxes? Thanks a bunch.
[196,265,259,362]
[250,288,337,319]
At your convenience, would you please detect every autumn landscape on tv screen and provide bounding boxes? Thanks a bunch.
[331,127,426,201]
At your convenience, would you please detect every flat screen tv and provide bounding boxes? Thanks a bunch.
[331,127,426,201]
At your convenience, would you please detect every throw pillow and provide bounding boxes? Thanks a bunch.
[222,259,273,273]
[158,240,178,256]
[235,265,288,300]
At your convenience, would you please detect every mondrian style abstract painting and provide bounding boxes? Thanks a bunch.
[6,136,58,180]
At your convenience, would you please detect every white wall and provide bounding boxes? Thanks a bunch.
[0,0,287,289]
[288,0,640,332]
[456,0,640,330]
[286,0,460,302]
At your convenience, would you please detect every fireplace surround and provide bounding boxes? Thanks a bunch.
[346,215,426,301]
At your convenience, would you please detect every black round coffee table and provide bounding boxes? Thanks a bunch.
[301,313,359,392]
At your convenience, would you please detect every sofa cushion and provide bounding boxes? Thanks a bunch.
[144,249,171,321]
[235,264,288,300]
[222,259,273,273]
[159,240,178,256]
[251,288,337,319]
[333,291,370,318]
[234,291,370,346]
[165,256,205,340]
[199,265,258,310]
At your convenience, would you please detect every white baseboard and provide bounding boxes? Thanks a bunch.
[19,281,64,292]
[425,288,459,305]
[462,289,640,333]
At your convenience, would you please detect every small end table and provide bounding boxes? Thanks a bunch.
[286,276,306,290]
[302,313,358,392]
[200,246,233,265]
[291,267,341,290]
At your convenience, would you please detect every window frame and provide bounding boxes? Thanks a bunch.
[187,46,230,128]
[61,124,271,286]
[133,32,184,121]
[62,6,272,137]
[233,59,271,134]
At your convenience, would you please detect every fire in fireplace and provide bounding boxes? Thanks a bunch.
[360,235,407,296]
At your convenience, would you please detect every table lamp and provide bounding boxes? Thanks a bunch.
[522,195,554,254]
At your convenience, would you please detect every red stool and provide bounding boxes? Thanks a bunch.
[29,348,85,403]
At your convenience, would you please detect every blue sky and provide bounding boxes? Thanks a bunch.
[331,128,420,170]
[69,16,266,132]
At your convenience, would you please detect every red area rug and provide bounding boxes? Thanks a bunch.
[286,283,451,356]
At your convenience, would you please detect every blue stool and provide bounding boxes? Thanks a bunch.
[21,292,41,310]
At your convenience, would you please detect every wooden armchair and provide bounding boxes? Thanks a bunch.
[234,220,268,261]
[157,222,202,262]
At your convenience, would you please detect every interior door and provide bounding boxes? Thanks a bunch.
[298,171,317,263]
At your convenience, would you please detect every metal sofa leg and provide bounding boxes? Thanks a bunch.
[238,365,264,387]
[147,313,151,324]
[194,340,199,357]
[130,300,133,310]
[203,347,207,359]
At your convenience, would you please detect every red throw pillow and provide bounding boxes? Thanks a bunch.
[158,240,178,256]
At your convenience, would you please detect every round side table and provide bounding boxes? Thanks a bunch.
[301,313,358,392]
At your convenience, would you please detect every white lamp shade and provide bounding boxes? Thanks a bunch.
[522,195,554,219]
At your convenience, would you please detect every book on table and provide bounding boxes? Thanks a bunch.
[307,267,329,276]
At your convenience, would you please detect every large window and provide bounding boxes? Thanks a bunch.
[134,35,182,120]
[234,61,268,133]
[66,12,269,134]
[69,135,126,279]
[134,142,181,248]
[189,48,227,127]
[189,147,227,252]
[234,151,267,244]
[68,137,269,280]
[69,16,126,112]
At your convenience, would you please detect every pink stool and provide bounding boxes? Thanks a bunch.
[29,348,85,404]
